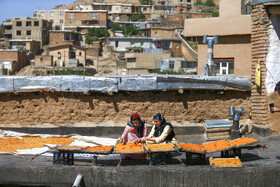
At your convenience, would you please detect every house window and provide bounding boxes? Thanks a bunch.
[155,31,157,35]
[169,61,174,70]
[180,9,183,13]
[50,12,54,17]
[26,21,31,27]
[34,21,39,26]
[41,12,45,16]
[40,58,44,62]
[79,52,82,56]
[60,12,64,16]
[115,41,119,48]
[16,22,22,27]
[60,19,64,23]
[57,52,61,59]
[69,13,74,18]
[50,20,54,23]
[16,30,21,35]
[127,58,136,63]
[214,58,234,75]
[92,13,98,19]
[26,30,31,35]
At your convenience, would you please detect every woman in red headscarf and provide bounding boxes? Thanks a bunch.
[120,113,147,144]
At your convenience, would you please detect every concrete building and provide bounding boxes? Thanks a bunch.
[49,30,82,47]
[34,9,66,29]
[0,49,28,74]
[4,17,52,47]
[184,0,251,76]
[64,10,108,30]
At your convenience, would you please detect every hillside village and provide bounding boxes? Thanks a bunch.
[0,0,221,76]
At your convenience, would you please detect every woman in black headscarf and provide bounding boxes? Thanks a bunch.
[120,113,147,143]
[137,113,177,144]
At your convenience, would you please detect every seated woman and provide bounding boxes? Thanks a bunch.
[138,113,177,144]
[120,113,147,144]
[270,81,280,113]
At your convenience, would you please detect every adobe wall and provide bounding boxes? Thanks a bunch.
[0,90,250,127]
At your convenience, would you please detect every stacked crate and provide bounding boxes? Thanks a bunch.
[204,119,232,141]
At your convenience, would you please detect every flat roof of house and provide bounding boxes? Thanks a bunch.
[48,44,86,51]
[108,37,180,41]
[92,3,132,6]
[9,39,39,42]
[49,30,80,34]
[249,0,280,5]
[65,10,108,13]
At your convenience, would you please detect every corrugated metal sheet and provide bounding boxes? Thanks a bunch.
[0,75,251,93]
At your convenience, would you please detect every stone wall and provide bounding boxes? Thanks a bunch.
[250,5,270,126]
[0,90,250,127]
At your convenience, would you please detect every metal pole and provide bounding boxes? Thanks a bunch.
[72,175,84,187]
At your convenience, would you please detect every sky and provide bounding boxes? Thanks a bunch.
[0,0,76,24]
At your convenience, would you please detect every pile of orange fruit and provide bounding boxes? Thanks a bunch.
[145,144,174,150]
[229,137,258,147]
[178,143,205,152]
[115,143,143,152]
[85,146,113,151]
[0,136,74,153]
[210,158,242,166]
[202,140,231,152]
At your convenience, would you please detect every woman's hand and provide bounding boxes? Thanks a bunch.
[270,107,280,113]
[119,138,124,144]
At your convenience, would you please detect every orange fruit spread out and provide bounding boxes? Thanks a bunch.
[230,137,258,147]
[202,140,231,152]
[0,137,75,153]
[59,146,85,149]
[178,143,204,152]
[85,146,113,151]
[145,144,174,150]
[210,158,242,166]
[115,143,143,152]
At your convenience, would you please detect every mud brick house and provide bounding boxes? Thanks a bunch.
[9,39,41,54]
[48,45,86,67]
[34,9,66,30]
[184,0,251,76]
[0,49,28,74]
[248,0,280,133]
[49,30,82,47]
[64,10,108,31]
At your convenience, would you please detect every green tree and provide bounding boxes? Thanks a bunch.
[194,0,204,5]
[129,13,145,21]
[0,24,3,38]
[85,28,109,44]
[111,23,123,33]
[139,0,153,5]
[202,8,219,17]
[124,25,140,36]
[205,0,216,6]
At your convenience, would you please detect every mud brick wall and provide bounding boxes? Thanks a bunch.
[0,90,250,126]
[251,5,270,126]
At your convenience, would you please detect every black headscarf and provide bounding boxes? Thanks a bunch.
[153,113,175,141]
[127,113,146,138]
